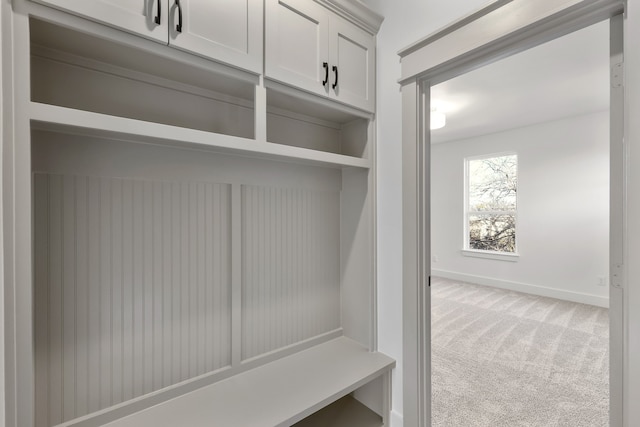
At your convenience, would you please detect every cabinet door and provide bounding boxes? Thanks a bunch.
[265,0,330,98]
[168,0,263,74]
[30,0,168,43]
[329,17,375,112]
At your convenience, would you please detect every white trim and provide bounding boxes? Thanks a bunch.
[315,0,384,34]
[461,249,519,262]
[397,0,513,57]
[390,410,403,427]
[464,150,518,162]
[398,0,624,86]
[433,269,609,308]
[608,13,624,426]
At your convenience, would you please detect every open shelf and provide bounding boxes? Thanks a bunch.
[30,17,257,101]
[266,84,372,159]
[294,395,383,427]
[58,337,393,427]
[30,102,371,169]
[30,17,256,140]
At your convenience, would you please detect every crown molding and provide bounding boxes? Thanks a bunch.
[315,0,384,34]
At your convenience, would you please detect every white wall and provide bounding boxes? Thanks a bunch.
[362,1,489,425]
[362,1,640,425]
[431,111,610,307]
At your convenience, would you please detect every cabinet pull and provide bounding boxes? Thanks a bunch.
[175,0,183,33]
[154,0,161,25]
[332,65,338,89]
[322,62,329,87]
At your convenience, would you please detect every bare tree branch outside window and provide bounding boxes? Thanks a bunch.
[467,154,517,252]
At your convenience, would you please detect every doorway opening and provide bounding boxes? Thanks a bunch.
[428,17,616,427]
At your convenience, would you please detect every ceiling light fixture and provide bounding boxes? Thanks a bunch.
[430,109,446,130]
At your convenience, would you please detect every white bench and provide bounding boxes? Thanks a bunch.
[82,337,394,427]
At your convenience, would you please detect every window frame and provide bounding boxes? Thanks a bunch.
[463,152,519,258]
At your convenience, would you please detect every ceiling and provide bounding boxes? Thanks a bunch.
[430,20,610,144]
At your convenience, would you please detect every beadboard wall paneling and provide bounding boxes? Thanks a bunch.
[33,174,232,426]
[241,185,341,360]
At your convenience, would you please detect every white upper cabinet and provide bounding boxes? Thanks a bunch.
[168,0,263,73]
[265,0,330,99]
[328,16,375,112]
[29,0,263,74]
[265,0,375,112]
[30,0,168,42]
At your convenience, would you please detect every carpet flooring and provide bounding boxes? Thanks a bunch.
[431,277,609,426]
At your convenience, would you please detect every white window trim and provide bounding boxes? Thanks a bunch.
[464,152,518,257]
[461,249,520,261]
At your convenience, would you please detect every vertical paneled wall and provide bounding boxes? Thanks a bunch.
[32,133,347,426]
[32,134,348,426]
[241,186,341,360]
[33,174,232,425]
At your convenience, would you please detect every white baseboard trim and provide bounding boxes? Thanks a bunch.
[432,269,609,308]
[390,410,403,427]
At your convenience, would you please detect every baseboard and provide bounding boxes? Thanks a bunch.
[390,410,403,427]
[432,269,609,308]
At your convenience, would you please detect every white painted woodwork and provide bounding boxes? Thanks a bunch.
[401,80,429,427]
[315,0,384,35]
[294,394,383,426]
[265,0,330,99]
[30,25,372,164]
[2,2,387,426]
[398,0,624,84]
[30,130,355,426]
[34,174,232,425]
[267,110,343,153]
[265,0,375,112]
[29,0,168,43]
[31,131,343,196]
[29,0,264,75]
[31,102,371,169]
[341,168,373,348]
[266,107,369,157]
[329,15,375,112]
[609,13,624,427]
[29,18,258,100]
[265,80,373,122]
[168,0,263,73]
[89,337,393,427]
[31,53,256,138]
[241,185,341,360]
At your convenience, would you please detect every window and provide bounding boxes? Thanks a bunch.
[465,153,517,254]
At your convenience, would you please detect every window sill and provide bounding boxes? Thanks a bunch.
[461,249,519,262]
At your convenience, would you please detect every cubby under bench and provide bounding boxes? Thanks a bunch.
[57,338,393,427]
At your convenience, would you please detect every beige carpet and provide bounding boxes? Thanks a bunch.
[431,277,609,426]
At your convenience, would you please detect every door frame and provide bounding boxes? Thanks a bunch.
[399,1,626,425]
